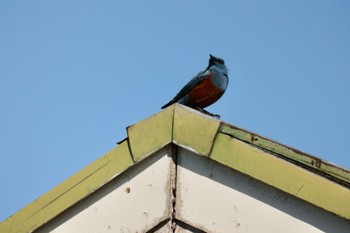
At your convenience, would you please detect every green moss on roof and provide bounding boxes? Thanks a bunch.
[1,104,350,233]
[219,123,350,187]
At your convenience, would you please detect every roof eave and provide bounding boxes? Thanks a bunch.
[1,104,349,233]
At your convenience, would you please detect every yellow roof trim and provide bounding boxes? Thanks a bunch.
[172,105,220,156]
[220,123,350,186]
[127,105,174,161]
[211,133,350,218]
[1,104,350,232]
[0,142,134,233]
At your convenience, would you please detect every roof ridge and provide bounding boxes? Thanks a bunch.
[1,104,349,233]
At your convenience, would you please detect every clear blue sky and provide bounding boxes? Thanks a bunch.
[1,1,349,222]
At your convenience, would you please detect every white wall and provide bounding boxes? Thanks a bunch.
[36,147,173,233]
[176,148,350,232]
[35,146,350,232]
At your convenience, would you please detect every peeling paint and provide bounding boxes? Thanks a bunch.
[220,123,350,188]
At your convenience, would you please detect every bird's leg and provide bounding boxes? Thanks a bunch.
[194,107,220,119]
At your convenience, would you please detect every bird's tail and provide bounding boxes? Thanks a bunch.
[161,101,174,109]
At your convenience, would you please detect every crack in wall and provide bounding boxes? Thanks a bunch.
[168,146,210,233]
[170,145,178,232]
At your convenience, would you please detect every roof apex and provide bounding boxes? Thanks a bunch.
[1,104,350,233]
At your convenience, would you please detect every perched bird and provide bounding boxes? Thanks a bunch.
[161,54,229,117]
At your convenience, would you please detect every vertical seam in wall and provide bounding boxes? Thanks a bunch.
[170,144,178,232]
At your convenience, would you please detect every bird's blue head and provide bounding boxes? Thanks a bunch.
[207,54,228,75]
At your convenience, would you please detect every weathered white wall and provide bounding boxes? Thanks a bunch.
[176,148,350,233]
[36,147,173,233]
[36,146,350,233]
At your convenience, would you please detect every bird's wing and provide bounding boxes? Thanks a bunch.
[161,70,210,109]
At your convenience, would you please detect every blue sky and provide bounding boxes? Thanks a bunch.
[1,1,349,222]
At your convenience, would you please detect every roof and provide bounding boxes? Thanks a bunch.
[1,104,350,232]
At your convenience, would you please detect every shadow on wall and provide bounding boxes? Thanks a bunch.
[178,148,350,233]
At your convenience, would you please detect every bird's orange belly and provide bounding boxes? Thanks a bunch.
[188,75,224,108]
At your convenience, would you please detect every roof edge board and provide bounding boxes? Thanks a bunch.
[219,123,350,187]
[210,133,350,220]
[127,106,174,162]
[0,141,134,233]
[172,104,220,157]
